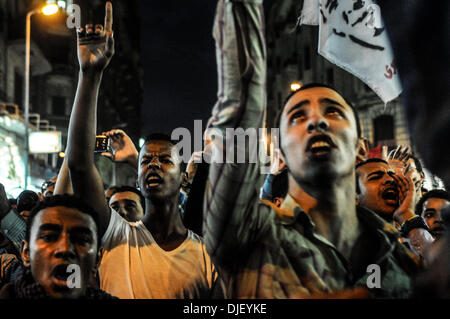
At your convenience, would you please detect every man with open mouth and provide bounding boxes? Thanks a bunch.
[63,2,221,299]
[356,158,402,220]
[202,0,421,299]
[0,195,114,299]
[356,158,434,258]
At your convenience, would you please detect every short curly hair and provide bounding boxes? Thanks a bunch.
[26,194,100,244]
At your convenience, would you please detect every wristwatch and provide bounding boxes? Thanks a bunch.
[400,215,429,237]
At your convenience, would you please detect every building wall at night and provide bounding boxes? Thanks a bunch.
[0,115,26,197]
[265,0,411,149]
[0,0,55,193]
[0,0,143,192]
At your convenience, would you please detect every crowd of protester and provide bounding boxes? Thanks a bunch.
[0,1,449,299]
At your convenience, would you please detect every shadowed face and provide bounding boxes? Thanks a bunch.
[137,140,182,201]
[279,87,359,185]
[356,161,399,218]
[109,191,144,222]
[22,206,98,299]
[421,197,449,239]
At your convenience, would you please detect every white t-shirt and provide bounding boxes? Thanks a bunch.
[99,210,218,299]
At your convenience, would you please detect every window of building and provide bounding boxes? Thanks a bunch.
[373,115,394,146]
[51,96,66,116]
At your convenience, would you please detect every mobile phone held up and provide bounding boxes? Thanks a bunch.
[95,135,109,153]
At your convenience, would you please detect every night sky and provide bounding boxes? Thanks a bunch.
[139,0,218,139]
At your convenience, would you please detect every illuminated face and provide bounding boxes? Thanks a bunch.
[421,198,449,239]
[109,191,144,222]
[356,161,399,218]
[137,140,182,202]
[22,206,98,299]
[279,87,359,185]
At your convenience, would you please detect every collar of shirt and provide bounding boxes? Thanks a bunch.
[277,194,404,267]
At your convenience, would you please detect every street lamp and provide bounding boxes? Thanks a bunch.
[42,4,59,16]
[24,4,58,189]
[290,82,302,91]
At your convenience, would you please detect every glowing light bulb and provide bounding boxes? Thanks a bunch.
[42,4,59,15]
[290,82,302,91]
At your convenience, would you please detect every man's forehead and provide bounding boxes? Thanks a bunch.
[140,140,175,156]
[358,161,390,173]
[283,87,351,113]
[110,191,140,203]
[34,206,95,229]
[425,198,450,208]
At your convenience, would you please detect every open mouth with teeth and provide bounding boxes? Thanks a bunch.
[306,135,335,157]
[146,174,163,188]
[381,187,399,206]
[310,141,331,155]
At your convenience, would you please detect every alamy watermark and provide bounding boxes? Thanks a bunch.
[171,120,281,174]
[66,5,82,29]
[366,264,381,289]
[66,264,81,289]
[64,262,382,290]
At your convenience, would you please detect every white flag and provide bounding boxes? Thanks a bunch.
[300,0,319,25]
[301,0,402,103]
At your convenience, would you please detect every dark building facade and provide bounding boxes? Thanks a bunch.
[264,0,444,190]
[0,0,143,194]
[265,0,410,148]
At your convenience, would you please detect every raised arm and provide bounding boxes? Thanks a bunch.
[66,2,114,237]
[392,169,434,261]
[203,0,267,272]
[53,158,73,195]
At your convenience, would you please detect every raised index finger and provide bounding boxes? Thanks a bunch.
[104,1,113,33]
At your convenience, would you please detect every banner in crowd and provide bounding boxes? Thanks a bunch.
[300,0,402,103]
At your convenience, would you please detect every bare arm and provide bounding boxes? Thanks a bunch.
[66,2,114,237]
[392,169,434,259]
[53,158,73,195]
